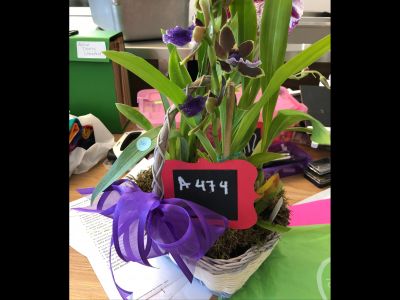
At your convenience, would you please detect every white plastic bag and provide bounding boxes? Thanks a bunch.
[69,114,115,177]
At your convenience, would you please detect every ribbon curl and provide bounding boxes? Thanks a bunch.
[75,179,228,300]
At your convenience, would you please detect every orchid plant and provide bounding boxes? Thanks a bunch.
[91,0,331,229]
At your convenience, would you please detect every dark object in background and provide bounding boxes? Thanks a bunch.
[88,0,189,42]
[69,30,79,36]
[128,59,159,106]
[304,158,331,188]
[308,157,331,175]
[75,125,96,150]
[263,142,312,179]
[187,60,199,82]
[69,0,89,6]
[107,131,142,163]
[300,85,331,127]
[283,62,330,90]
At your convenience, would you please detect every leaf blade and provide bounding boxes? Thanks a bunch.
[91,126,161,201]
[115,103,153,131]
[247,152,285,168]
[103,51,186,105]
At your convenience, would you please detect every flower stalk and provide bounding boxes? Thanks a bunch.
[223,80,235,159]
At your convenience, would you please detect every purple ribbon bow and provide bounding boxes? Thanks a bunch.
[75,179,228,300]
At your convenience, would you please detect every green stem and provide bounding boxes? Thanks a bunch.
[223,81,235,159]
[188,114,211,136]
[212,112,221,155]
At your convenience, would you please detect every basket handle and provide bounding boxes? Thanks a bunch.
[152,105,178,199]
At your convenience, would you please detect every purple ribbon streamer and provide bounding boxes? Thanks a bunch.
[74,179,228,300]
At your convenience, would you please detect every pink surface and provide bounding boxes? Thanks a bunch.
[235,86,308,121]
[288,199,331,226]
[137,86,308,126]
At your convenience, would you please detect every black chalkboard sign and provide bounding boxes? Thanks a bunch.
[173,170,238,219]
[244,127,261,156]
[162,159,259,229]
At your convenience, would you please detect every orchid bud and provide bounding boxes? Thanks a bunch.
[195,0,202,11]
[199,0,211,28]
[192,26,206,43]
[320,76,331,90]
[205,97,218,113]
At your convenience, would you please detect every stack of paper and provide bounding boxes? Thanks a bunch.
[69,158,212,300]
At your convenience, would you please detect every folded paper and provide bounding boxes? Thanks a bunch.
[289,199,330,226]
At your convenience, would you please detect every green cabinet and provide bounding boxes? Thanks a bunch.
[69,30,131,133]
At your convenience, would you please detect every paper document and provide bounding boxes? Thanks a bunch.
[293,188,330,205]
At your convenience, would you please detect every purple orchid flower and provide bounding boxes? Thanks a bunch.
[215,26,264,78]
[289,0,304,32]
[162,25,195,47]
[179,95,207,117]
[254,0,304,32]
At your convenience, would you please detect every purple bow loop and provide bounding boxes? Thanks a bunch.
[74,179,228,300]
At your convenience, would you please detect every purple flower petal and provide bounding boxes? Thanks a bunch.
[219,60,232,72]
[226,56,240,67]
[179,95,206,117]
[289,0,304,32]
[238,62,264,78]
[162,26,194,47]
[254,0,304,33]
[226,57,261,68]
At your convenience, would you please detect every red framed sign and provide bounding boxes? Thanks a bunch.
[161,159,259,229]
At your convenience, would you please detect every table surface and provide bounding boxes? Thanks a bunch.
[69,138,329,300]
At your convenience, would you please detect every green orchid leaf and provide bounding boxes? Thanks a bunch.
[230,0,257,90]
[267,110,330,147]
[230,101,260,153]
[257,219,291,233]
[260,34,331,151]
[219,94,227,149]
[91,126,161,202]
[197,41,208,77]
[259,0,291,152]
[232,107,247,134]
[231,34,331,153]
[178,137,189,162]
[196,149,210,161]
[260,0,291,92]
[195,130,217,162]
[168,136,177,160]
[247,152,285,168]
[285,127,314,134]
[230,0,257,50]
[115,103,153,131]
[103,51,186,105]
[238,78,260,109]
[228,12,239,42]
[167,44,192,89]
[160,93,170,113]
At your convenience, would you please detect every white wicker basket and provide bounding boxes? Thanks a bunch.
[194,232,280,297]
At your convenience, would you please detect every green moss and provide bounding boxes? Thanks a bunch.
[206,190,290,259]
[133,167,153,192]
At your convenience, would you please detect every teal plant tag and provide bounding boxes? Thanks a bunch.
[136,137,152,152]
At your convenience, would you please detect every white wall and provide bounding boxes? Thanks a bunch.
[304,0,330,12]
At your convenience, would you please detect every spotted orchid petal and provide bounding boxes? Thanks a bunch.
[219,26,236,53]
[238,62,264,78]
[238,40,254,58]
